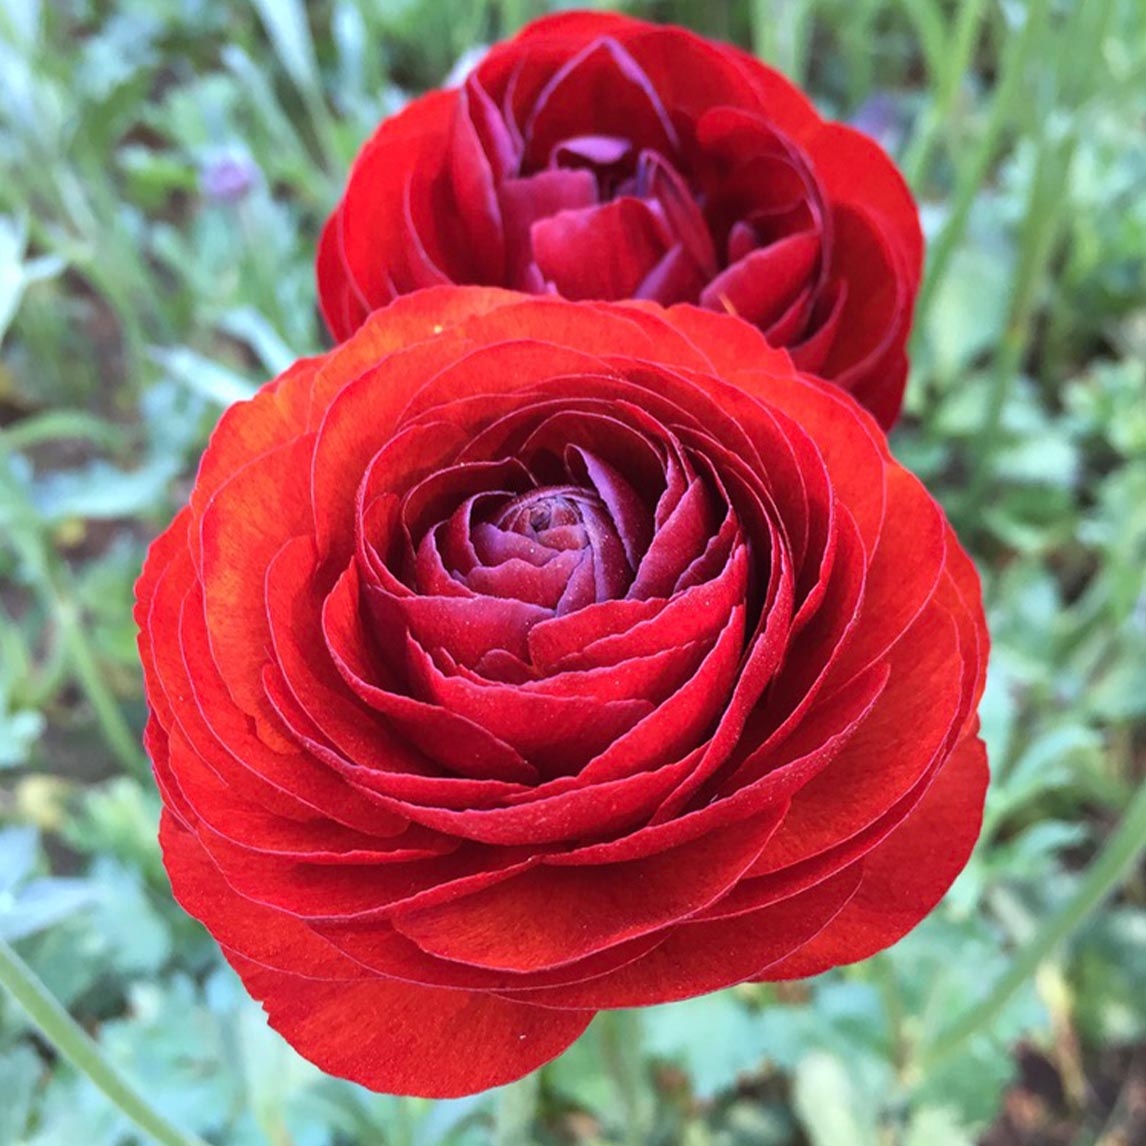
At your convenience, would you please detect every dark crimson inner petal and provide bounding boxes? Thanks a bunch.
[321,376,804,790]
[445,40,842,362]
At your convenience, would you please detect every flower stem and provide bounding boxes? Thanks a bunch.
[492,1072,541,1146]
[0,936,208,1146]
[55,591,148,776]
[914,776,1146,1078]
[497,0,530,36]
[911,0,1051,344]
[900,0,989,191]
[751,0,814,84]
[963,0,1116,515]
[0,458,146,776]
[871,953,911,1080]
[598,1010,652,1146]
[964,122,1073,515]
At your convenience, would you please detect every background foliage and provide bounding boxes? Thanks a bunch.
[1,0,1145,1143]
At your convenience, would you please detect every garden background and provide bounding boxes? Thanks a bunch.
[1,0,1144,1143]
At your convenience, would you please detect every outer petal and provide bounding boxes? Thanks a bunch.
[160,811,366,979]
[803,123,923,288]
[391,809,783,972]
[334,89,459,312]
[225,953,592,1098]
[197,433,314,734]
[317,208,370,343]
[163,809,591,1097]
[761,733,988,978]
[496,864,861,1009]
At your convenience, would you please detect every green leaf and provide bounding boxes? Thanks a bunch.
[149,345,258,406]
[0,827,38,895]
[60,778,164,882]
[792,1053,879,1146]
[85,859,172,976]
[925,235,1013,383]
[0,704,44,767]
[0,1045,42,1142]
[491,1073,540,1146]
[0,216,66,344]
[252,0,322,98]
[644,993,771,1099]
[904,1106,975,1146]
[30,456,178,522]
[218,306,295,375]
[0,877,100,943]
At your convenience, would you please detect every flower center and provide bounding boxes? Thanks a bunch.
[496,487,584,535]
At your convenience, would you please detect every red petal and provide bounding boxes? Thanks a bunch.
[338,89,458,307]
[226,951,592,1098]
[752,597,966,874]
[135,506,193,730]
[827,463,946,687]
[159,811,366,979]
[317,207,372,342]
[523,36,679,168]
[324,563,540,784]
[727,367,887,552]
[404,634,653,777]
[188,359,319,557]
[197,434,314,739]
[761,733,987,978]
[392,811,780,972]
[699,231,821,329]
[499,864,860,1008]
[532,198,669,300]
[658,301,794,379]
[163,574,404,833]
[499,168,597,288]
[163,727,408,863]
[814,202,911,427]
[804,122,923,288]
[449,82,507,281]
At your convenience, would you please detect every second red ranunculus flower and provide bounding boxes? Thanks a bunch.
[318,12,923,427]
[137,288,986,1098]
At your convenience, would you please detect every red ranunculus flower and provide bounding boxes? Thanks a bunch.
[137,288,986,1098]
[318,12,923,428]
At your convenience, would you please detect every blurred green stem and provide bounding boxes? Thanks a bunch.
[841,0,881,105]
[393,1096,417,1146]
[0,461,146,776]
[964,126,1072,515]
[965,0,1115,514]
[900,0,988,189]
[493,1072,541,1146]
[914,775,1146,1078]
[0,936,208,1146]
[54,589,148,775]
[872,954,910,1079]
[751,0,814,83]
[598,1010,652,1146]
[498,0,530,36]
[911,0,1050,345]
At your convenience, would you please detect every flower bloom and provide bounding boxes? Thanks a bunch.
[137,288,986,1098]
[318,12,923,427]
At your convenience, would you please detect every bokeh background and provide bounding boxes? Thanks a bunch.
[1,1,1145,1143]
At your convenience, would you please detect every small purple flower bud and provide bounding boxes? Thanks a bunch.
[200,152,260,204]
[851,92,905,155]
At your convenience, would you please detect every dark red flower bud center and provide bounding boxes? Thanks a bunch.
[441,478,635,610]
[497,487,584,534]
